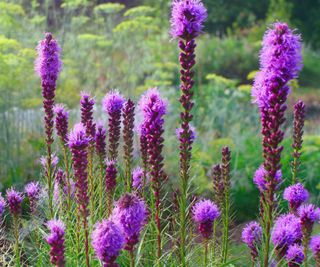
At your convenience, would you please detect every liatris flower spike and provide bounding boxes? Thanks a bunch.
[271,214,302,259]
[310,235,320,265]
[252,23,302,267]
[54,104,69,146]
[285,244,304,267]
[80,92,96,140]
[192,199,220,240]
[25,182,41,214]
[291,100,305,183]
[111,193,147,251]
[211,164,224,208]
[283,183,309,212]
[68,123,90,266]
[6,188,23,216]
[35,33,62,216]
[95,122,107,160]
[132,166,148,191]
[102,90,125,160]
[122,99,135,191]
[91,220,125,267]
[298,204,320,234]
[193,199,220,266]
[242,221,262,262]
[171,2,207,264]
[139,87,167,259]
[105,159,117,216]
[46,219,66,267]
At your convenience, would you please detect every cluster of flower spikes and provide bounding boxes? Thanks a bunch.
[252,23,302,208]
[46,219,66,267]
[192,199,220,240]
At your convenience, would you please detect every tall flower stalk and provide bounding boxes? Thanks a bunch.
[122,99,135,191]
[102,90,125,161]
[221,146,231,263]
[68,123,90,267]
[35,33,62,217]
[80,92,96,218]
[170,1,207,264]
[291,100,305,184]
[252,22,302,267]
[54,104,71,211]
[95,122,107,218]
[139,88,167,264]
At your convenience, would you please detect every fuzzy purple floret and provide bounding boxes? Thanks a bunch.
[91,219,125,266]
[111,193,147,250]
[253,165,282,192]
[102,90,125,114]
[242,221,262,252]
[252,22,302,108]
[271,214,302,251]
[310,235,320,258]
[0,193,6,217]
[35,33,62,90]
[286,244,304,266]
[80,92,96,140]
[132,166,145,190]
[25,182,41,213]
[170,0,207,39]
[283,183,309,211]
[176,125,196,142]
[46,219,66,267]
[192,199,220,239]
[298,204,320,230]
[6,188,23,216]
[54,104,69,145]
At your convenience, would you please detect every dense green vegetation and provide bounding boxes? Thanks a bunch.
[0,0,320,224]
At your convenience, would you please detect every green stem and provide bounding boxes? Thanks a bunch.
[212,220,217,264]
[62,145,71,213]
[13,215,20,267]
[46,144,53,218]
[204,241,208,267]
[263,199,272,267]
[130,249,135,267]
[99,157,105,218]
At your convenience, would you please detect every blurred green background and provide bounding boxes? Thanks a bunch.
[0,0,320,223]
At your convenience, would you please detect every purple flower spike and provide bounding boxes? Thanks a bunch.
[91,220,125,267]
[192,199,220,239]
[286,244,304,267]
[46,219,66,267]
[95,122,107,160]
[283,183,309,212]
[54,104,69,146]
[35,33,62,147]
[105,160,117,216]
[111,193,147,251]
[6,188,23,216]
[0,193,6,218]
[298,204,320,235]
[25,182,41,214]
[102,90,125,160]
[310,235,320,264]
[242,221,262,260]
[271,214,302,259]
[80,92,96,140]
[139,88,167,257]
[170,0,207,39]
[253,165,282,193]
[68,123,90,218]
